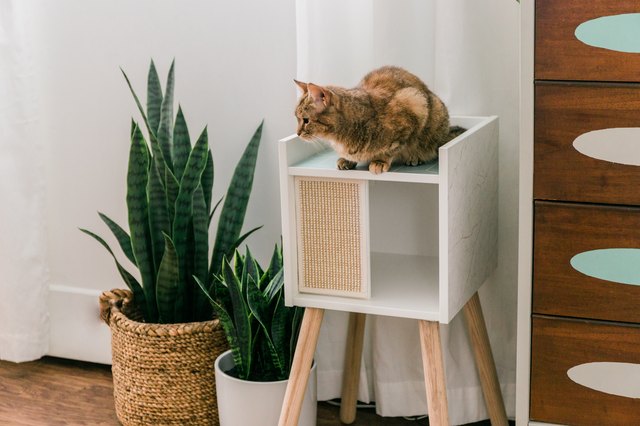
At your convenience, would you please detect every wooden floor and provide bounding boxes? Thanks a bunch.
[0,357,499,425]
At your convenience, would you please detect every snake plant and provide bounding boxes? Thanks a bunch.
[197,246,304,381]
[81,60,263,324]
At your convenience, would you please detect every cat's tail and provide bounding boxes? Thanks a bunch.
[446,125,466,142]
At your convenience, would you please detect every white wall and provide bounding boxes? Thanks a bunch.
[26,0,296,361]
[32,0,296,289]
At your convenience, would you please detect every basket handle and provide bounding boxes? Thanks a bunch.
[99,289,134,325]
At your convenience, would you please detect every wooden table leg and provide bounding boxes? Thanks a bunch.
[463,292,508,426]
[419,320,450,426]
[340,312,367,424]
[278,307,325,426]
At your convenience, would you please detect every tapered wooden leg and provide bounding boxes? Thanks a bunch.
[278,308,325,426]
[340,312,367,424]
[463,292,508,426]
[419,320,450,426]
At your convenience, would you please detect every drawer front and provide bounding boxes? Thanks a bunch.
[531,316,640,425]
[536,0,640,82]
[534,201,640,323]
[535,83,640,205]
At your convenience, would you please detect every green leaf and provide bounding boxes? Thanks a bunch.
[147,59,163,135]
[156,234,179,324]
[172,128,209,300]
[127,123,157,322]
[147,163,171,273]
[264,269,284,302]
[79,228,148,320]
[289,306,305,370]
[165,166,179,225]
[223,258,253,380]
[211,121,263,273]
[98,212,135,266]
[269,293,289,379]
[157,59,175,172]
[192,184,211,320]
[209,196,223,225]
[247,275,284,377]
[202,150,214,215]
[267,244,283,281]
[195,276,245,375]
[121,68,153,137]
[172,106,191,182]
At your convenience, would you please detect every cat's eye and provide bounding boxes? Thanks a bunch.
[303,118,309,124]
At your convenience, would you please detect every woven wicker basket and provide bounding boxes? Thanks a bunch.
[99,289,228,426]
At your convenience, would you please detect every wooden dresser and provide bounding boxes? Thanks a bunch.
[518,1,640,425]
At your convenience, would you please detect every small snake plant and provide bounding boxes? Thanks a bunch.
[81,60,263,324]
[198,246,304,381]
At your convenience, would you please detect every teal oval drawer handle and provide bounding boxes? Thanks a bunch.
[575,13,640,54]
[567,362,640,399]
[573,128,640,166]
[570,248,640,286]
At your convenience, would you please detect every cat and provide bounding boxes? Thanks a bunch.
[294,66,465,174]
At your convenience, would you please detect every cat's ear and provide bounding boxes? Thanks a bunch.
[294,79,308,94]
[307,83,332,110]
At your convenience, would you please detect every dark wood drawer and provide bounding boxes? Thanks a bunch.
[531,315,640,425]
[534,83,640,205]
[536,0,640,82]
[534,201,640,323]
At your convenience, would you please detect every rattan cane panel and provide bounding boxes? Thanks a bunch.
[296,177,368,297]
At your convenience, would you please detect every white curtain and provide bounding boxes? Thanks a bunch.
[0,0,49,362]
[296,1,519,424]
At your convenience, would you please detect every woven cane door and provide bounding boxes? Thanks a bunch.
[294,177,370,298]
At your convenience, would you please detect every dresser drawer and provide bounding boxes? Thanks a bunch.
[535,83,640,205]
[534,201,640,323]
[531,315,640,425]
[536,0,640,82]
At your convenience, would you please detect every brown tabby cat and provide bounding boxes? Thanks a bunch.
[294,66,464,174]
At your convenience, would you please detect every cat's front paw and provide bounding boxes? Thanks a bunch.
[369,160,390,174]
[337,158,357,170]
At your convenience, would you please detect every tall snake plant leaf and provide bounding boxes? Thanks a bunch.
[79,228,148,320]
[223,257,252,379]
[210,121,263,275]
[122,67,175,192]
[156,234,179,324]
[127,123,158,322]
[172,127,209,303]
[202,150,214,215]
[192,184,210,319]
[146,60,163,135]
[247,275,284,377]
[157,59,175,172]
[147,162,171,272]
[97,212,136,266]
[172,106,191,183]
[121,68,152,137]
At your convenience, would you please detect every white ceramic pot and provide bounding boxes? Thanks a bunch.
[215,350,317,426]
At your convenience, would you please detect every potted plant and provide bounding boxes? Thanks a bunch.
[82,60,263,425]
[197,246,317,426]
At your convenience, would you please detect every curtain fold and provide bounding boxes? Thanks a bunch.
[296,0,519,423]
[0,0,49,362]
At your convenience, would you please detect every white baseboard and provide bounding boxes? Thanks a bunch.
[48,284,112,364]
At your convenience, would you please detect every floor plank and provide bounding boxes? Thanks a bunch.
[0,357,504,425]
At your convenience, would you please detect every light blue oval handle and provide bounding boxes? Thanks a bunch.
[570,248,640,286]
[575,13,640,53]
